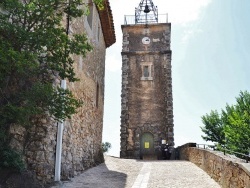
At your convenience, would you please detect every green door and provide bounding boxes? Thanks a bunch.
[140,132,154,156]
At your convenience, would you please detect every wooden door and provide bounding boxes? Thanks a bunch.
[140,132,154,156]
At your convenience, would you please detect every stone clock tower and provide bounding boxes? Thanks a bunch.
[120,0,174,159]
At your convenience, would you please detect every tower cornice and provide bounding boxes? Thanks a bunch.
[121,50,172,55]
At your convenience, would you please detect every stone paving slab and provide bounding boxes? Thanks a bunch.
[52,155,220,188]
[147,161,220,188]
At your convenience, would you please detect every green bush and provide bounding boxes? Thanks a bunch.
[102,142,111,153]
[0,148,25,171]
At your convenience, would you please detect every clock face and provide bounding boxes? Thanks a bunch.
[142,37,150,45]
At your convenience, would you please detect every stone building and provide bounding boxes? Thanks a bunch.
[8,0,115,185]
[58,0,115,179]
[120,0,174,159]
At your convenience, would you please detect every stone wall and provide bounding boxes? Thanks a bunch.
[178,143,250,188]
[5,1,115,186]
[61,2,107,178]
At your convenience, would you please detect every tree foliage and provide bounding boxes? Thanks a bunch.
[102,142,111,153]
[0,0,103,170]
[201,110,225,145]
[201,91,250,155]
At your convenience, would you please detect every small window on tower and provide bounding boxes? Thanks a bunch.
[144,66,149,77]
[141,63,153,81]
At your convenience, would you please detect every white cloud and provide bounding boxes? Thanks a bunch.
[157,0,212,25]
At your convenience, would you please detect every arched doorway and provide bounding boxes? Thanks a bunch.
[140,132,154,159]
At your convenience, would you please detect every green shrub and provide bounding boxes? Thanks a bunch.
[0,148,25,171]
[102,142,111,153]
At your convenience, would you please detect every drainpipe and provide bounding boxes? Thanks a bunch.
[54,79,66,181]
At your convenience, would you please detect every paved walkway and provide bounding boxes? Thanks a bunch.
[55,155,220,188]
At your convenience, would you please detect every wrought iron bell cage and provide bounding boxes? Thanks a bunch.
[135,0,158,24]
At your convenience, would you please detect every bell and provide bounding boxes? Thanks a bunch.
[144,5,150,13]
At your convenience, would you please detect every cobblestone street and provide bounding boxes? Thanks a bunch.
[53,155,220,188]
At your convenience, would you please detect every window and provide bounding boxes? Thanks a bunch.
[141,62,153,80]
[87,0,93,29]
[78,55,83,70]
[143,66,149,77]
[96,83,99,108]
[97,25,100,42]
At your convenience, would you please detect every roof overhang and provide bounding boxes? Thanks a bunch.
[97,0,116,48]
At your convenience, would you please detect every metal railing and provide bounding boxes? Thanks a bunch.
[124,14,168,25]
[196,144,216,150]
[196,144,250,163]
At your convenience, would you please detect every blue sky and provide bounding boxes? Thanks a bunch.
[102,0,250,157]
